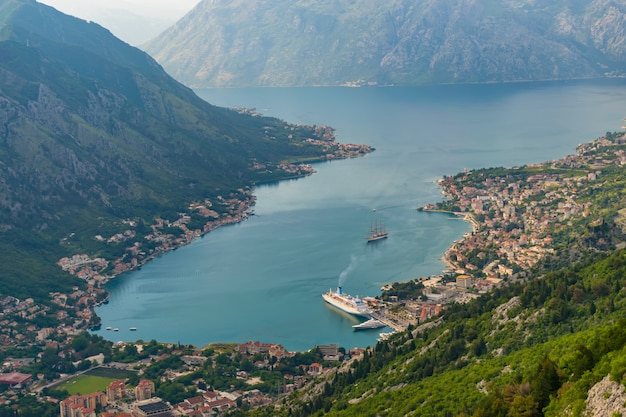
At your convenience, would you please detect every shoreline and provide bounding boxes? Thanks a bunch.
[73,146,375,336]
[88,129,618,346]
[417,206,479,273]
[66,137,375,290]
[90,185,481,341]
[96,194,258,289]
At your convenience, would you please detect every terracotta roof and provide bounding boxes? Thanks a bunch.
[0,372,31,385]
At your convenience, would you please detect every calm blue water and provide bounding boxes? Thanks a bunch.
[94,80,626,351]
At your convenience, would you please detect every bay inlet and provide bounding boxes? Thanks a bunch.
[94,80,626,351]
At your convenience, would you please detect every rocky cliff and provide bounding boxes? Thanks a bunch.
[144,0,626,88]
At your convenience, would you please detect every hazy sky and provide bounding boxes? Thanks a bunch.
[38,0,200,45]
[39,0,200,18]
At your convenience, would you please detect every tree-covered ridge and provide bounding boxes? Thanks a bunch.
[0,0,372,300]
[241,231,626,416]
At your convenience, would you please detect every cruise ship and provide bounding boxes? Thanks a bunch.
[322,287,372,318]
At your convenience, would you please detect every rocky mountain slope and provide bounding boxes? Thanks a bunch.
[144,0,626,88]
[0,0,365,298]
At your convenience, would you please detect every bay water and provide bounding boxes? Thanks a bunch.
[94,80,626,351]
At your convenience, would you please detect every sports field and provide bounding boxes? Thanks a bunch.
[56,374,116,395]
[53,367,136,395]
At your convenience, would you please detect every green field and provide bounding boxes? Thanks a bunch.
[53,367,136,395]
[56,374,117,395]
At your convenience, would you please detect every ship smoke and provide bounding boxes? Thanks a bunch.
[338,255,362,287]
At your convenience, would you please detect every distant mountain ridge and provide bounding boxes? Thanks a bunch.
[144,0,626,88]
[38,0,199,45]
[0,0,365,298]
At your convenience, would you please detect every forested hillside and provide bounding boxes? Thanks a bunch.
[234,134,626,417]
[0,0,369,299]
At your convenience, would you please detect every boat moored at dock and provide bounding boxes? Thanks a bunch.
[322,286,372,318]
[352,318,385,330]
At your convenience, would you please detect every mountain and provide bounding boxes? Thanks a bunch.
[0,0,368,298]
[144,0,626,88]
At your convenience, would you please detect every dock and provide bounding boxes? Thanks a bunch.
[368,311,405,332]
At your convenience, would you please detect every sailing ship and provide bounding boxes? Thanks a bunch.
[366,219,388,242]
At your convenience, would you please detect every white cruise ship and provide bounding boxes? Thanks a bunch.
[322,287,372,318]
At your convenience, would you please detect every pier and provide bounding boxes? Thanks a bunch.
[368,311,405,332]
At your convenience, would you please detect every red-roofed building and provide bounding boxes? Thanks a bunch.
[236,341,271,354]
[77,407,95,417]
[308,363,322,375]
[349,348,365,357]
[174,402,193,415]
[134,379,155,401]
[207,397,235,412]
[106,380,126,401]
[60,393,107,417]
[0,372,31,387]
[203,391,221,403]
[184,396,205,410]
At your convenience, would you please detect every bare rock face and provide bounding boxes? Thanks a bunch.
[145,0,626,87]
[585,375,626,417]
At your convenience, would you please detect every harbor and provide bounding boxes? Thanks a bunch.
[367,310,405,332]
[322,286,412,333]
[95,81,619,352]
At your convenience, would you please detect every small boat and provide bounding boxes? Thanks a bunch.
[105,326,112,331]
[352,318,385,330]
[113,328,119,332]
[130,327,137,331]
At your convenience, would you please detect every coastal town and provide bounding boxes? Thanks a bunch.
[51,341,364,417]
[57,123,373,288]
[2,132,626,416]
